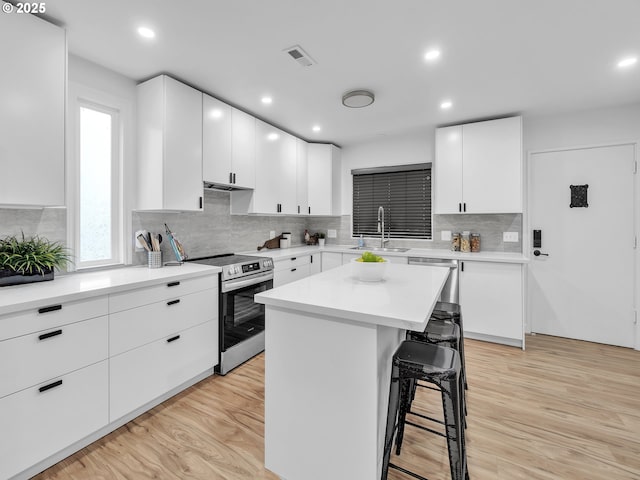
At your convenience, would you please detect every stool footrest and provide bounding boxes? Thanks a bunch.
[389,462,431,480]
[408,410,445,426]
[406,420,447,438]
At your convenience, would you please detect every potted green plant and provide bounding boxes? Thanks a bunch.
[317,232,326,247]
[0,233,71,287]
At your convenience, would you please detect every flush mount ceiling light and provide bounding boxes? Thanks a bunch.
[424,49,441,61]
[342,90,375,108]
[440,100,453,109]
[312,125,321,132]
[261,96,273,105]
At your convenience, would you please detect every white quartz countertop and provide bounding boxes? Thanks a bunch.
[0,263,221,316]
[255,262,450,331]
[244,244,528,263]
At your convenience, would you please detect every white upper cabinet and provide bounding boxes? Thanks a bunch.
[203,97,256,190]
[137,75,203,211]
[296,139,309,215]
[244,120,297,214]
[202,94,232,186]
[435,116,522,214]
[230,108,256,189]
[307,144,342,216]
[0,10,65,207]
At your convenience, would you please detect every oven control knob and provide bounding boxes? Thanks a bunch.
[227,267,235,276]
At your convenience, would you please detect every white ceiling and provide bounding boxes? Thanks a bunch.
[44,0,640,147]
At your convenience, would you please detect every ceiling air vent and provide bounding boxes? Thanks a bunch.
[284,45,316,67]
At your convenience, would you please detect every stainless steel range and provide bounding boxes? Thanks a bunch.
[187,254,274,375]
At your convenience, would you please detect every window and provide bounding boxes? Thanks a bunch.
[75,102,121,268]
[352,164,432,240]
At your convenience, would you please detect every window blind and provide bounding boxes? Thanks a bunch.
[352,165,431,240]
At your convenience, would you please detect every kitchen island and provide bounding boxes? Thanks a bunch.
[255,262,449,480]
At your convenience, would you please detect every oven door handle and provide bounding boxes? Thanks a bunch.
[222,272,274,293]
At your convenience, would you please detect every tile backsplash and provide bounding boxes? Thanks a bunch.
[0,193,522,270]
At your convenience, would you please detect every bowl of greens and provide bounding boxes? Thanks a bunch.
[351,251,388,282]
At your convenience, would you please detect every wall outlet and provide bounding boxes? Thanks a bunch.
[440,230,452,241]
[134,230,148,251]
[327,229,337,238]
[270,231,276,239]
[503,232,519,242]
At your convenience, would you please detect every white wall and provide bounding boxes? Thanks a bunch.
[340,128,432,215]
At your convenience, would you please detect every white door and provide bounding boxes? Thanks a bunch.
[528,144,636,348]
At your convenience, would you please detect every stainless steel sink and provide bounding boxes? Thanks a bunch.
[350,246,411,252]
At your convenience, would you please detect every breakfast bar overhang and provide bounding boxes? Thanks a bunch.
[255,262,450,480]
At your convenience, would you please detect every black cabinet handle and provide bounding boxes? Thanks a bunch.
[232,173,236,184]
[167,281,180,287]
[38,305,62,314]
[290,257,297,261]
[199,196,203,209]
[167,335,181,343]
[308,206,311,214]
[461,261,464,272]
[38,329,62,341]
[229,172,233,184]
[39,379,62,393]
[167,299,181,306]
[463,202,466,212]
[298,205,300,214]
[458,203,462,213]
[291,268,297,272]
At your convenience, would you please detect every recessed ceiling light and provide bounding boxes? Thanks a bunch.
[137,26,156,39]
[617,56,638,68]
[209,109,223,119]
[425,49,441,61]
[261,96,273,105]
[312,125,321,132]
[440,100,453,110]
[267,132,279,141]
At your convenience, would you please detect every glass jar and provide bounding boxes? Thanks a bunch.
[460,232,471,253]
[471,233,481,252]
[451,232,461,251]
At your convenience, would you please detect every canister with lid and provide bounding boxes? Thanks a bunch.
[460,232,471,253]
[471,233,481,252]
[451,232,461,251]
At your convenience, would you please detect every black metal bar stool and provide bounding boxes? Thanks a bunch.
[382,340,468,480]
[431,301,467,390]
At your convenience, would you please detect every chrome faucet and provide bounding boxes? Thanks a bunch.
[377,206,389,247]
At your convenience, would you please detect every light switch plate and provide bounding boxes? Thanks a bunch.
[503,232,519,242]
[441,230,452,241]
[327,229,337,238]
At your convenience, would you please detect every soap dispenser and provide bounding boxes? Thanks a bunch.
[358,234,365,247]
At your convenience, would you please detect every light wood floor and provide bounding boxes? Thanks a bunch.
[35,335,640,480]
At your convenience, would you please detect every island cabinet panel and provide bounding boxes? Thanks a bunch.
[0,360,109,480]
[0,10,65,207]
[110,320,218,422]
[435,116,522,214]
[460,261,524,345]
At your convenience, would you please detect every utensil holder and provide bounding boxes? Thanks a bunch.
[148,251,162,268]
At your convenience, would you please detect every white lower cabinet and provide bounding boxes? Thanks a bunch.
[322,252,343,271]
[0,361,109,480]
[0,315,108,398]
[460,261,524,345]
[309,253,321,275]
[110,320,217,421]
[274,255,311,287]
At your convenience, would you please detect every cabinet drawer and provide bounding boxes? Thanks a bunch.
[109,274,218,313]
[0,296,108,342]
[110,288,217,356]
[0,360,109,480]
[110,321,217,422]
[274,255,311,271]
[0,315,108,399]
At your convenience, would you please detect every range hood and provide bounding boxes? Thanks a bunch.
[203,181,252,192]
